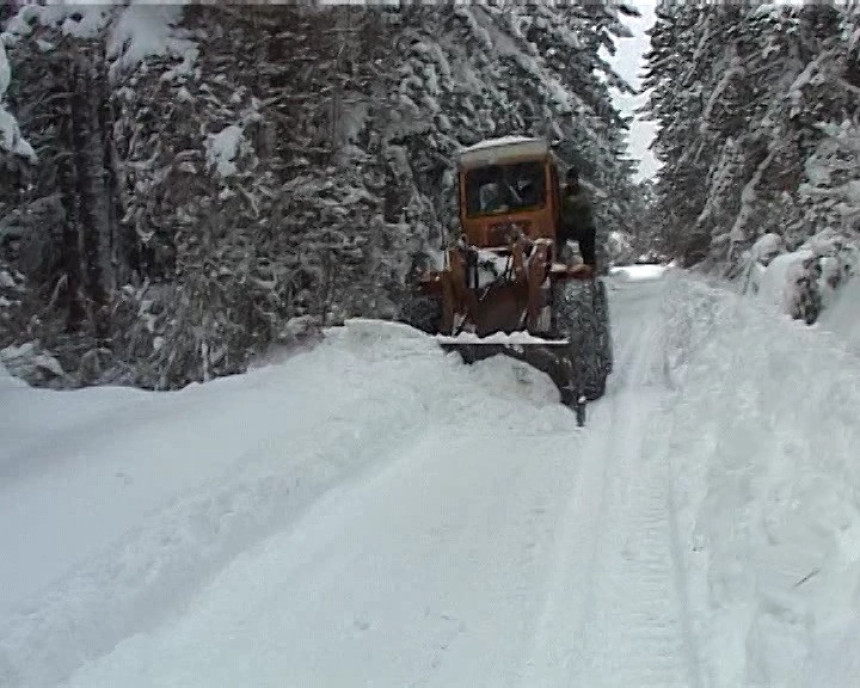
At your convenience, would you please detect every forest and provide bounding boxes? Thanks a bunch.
[1,1,858,389]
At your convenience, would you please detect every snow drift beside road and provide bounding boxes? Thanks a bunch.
[0,317,571,687]
[817,275,860,356]
[658,272,860,687]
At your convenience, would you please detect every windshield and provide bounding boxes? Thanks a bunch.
[464,161,546,218]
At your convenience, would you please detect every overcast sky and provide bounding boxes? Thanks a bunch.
[608,0,660,182]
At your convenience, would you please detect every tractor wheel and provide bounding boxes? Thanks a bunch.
[552,277,613,402]
[593,278,614,376]
[400,288,442,335]
[400,253,444,334]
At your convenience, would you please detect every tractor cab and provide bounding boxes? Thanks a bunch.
[458,137,562,249]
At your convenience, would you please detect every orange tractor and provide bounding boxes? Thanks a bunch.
[407,136,613,424]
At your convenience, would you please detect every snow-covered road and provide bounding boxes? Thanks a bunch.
[3,267,860,687]
[61,271,696,688]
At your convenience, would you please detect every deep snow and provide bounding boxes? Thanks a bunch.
[1,267,859,687]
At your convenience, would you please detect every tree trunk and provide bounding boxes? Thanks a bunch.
[56,60,85,332]
[69,54,112,340]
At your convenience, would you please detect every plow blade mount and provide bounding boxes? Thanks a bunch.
[438,338,579,405]
[429,278,613,419]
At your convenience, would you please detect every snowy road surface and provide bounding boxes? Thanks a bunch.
[3,267,860,687]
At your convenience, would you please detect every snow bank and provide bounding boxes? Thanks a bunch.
[659,273,860,687]
[0,319,570,687]
[817,276,860,357]
[0,342,67,386]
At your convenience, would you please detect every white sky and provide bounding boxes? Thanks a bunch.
[607,0,661,183]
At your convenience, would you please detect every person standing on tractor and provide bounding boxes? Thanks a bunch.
[559,166,597,272]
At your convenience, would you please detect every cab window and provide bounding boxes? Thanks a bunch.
[464,161,546,218]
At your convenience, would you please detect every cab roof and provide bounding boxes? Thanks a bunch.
[458,136,549,170]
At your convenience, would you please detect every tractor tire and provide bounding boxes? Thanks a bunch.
[400,289,442,335]
[552,277,613,402]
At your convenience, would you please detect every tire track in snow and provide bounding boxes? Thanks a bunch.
[568,391,697,687]
[521,275,699,687]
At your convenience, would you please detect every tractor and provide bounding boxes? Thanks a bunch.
[407,136,613,424]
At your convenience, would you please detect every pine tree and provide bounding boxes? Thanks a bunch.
[2,2,640,388]
[643,0,859,281]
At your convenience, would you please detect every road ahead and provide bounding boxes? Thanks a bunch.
[4,269,701,687]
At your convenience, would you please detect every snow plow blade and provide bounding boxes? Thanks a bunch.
[435,334,573,401]
[440,339,577,397]
[426,277,612,405]
[435,333,568,346]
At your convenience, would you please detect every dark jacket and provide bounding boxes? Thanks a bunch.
[560,185,596,267]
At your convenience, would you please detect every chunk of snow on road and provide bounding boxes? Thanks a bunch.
[609,264,668,281]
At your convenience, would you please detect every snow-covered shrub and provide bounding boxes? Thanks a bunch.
[607,230,636,266]
[745,229,857,325]
[0,340,67,387]
[757,248,822,324]
[751,232,784,266]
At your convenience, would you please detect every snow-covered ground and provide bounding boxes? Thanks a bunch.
[817,275,860,357]
[2,266,859,687]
